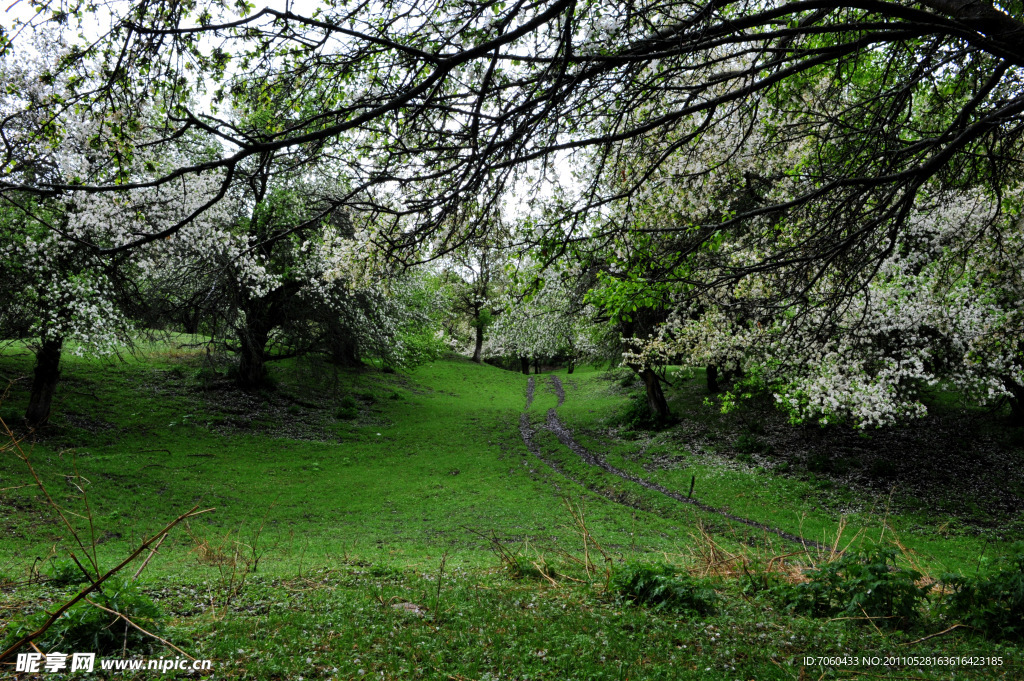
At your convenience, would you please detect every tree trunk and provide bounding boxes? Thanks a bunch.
[25,338,63,428]
[181,311,200,335]
[520,356,530,375]
[534,357,541,374]
[331,332,361,368]
[706,364,719,393]
[237,326,269,390]
[567,360,575,374]
[637,367,670,419]
[472,323,484,363]
[1004,377,1024,426]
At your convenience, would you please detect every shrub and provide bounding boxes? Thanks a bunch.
[336,397,359,420]
[734,433,773,456]
[504,555,557,582]
[618,392,665,430]
[611,563,717,614]
[335,407,358,420]
[771,547,927,628]
[3,577,164,655]
[46,558,92,587]
[942,544,1024,640]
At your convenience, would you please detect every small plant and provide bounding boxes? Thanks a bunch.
[734,432,773,456]
[335,404,359,420]
[941,543,1024,640]
[610,563,717,614]
[46,558,91,587]
[506,555,558,582]
[771,546,928,628]
[2,578,164,655]
[618,392,665,430]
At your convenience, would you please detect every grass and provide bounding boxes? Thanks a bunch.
[1,340,1023,678]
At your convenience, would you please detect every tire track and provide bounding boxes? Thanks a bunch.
[548,374,565,407]
[519,412,666,515]
[521,375,826,550]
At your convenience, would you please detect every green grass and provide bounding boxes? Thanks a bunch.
[1,343,1023,678]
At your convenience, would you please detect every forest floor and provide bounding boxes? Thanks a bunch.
[0,340,1022,679]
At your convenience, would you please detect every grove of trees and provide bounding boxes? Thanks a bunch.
[1,0,1023,427]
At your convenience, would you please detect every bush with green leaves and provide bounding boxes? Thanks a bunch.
[941,543,1024,641]
[771,547,928,628]
[45,559,92,587]
[3,578,164,655]
[610,563,717,614]
[617,392,666,430]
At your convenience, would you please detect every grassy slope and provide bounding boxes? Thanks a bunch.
[1,342,1022,679]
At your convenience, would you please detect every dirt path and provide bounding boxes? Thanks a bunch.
[523,375,826,550]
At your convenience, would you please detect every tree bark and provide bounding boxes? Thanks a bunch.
[520,356,530,375]
[637,367,670,419]
[331,333,361,368]
[472,323,484,363]
[25,338,63,428]
[180,310,201,335]
[567,360,575,374]
[1003,377,1024,426]
[237,324,270,390]
[706,364,719,393]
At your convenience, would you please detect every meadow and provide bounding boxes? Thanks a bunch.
[1,340,1022,679]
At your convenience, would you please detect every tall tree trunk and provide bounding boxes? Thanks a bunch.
[25,338,63,428]
[331,333,361,368]
[636,367,670,419]
[181,311,200,335]
[706,364,719,393]
[472,323,484,363]
[520,356,530,375]
[237,326,270,390]
[1004,377,1024,426]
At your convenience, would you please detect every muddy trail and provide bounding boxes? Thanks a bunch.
[521,375,826,551]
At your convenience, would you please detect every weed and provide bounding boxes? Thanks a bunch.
[941,543,1024,640]
[335,406,358,420]
[610,563,717,614]
[618,392,663,430]
[471,529,558,584]
[2,577,164,654]
[771,546,928,628]
[46,558,91,587]
[734,432,773,456]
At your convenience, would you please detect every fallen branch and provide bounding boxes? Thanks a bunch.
[900,623,971,646]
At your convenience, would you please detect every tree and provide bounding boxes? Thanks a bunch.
[487,266,598,374]
[3,0,1022,279]
[622,184,1024,428]
[0,32,237,425]
[5,1,1024,427]
[443,232,509,364]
